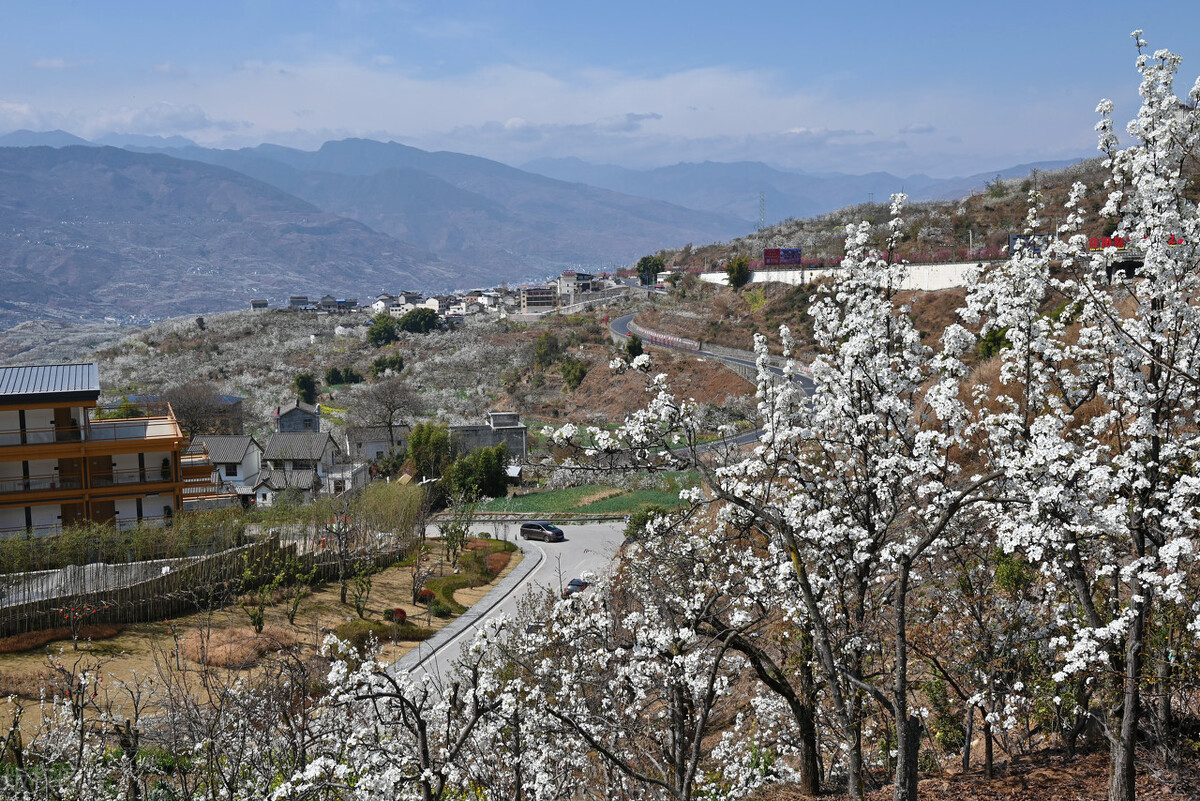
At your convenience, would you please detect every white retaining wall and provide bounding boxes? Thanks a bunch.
[699,262,985,292]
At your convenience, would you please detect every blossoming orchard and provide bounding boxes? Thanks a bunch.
[3,31,1200,801]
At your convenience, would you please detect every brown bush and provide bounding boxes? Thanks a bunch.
[0,668,57,699]
[465,537,491,551]
[484,551,511,577]
[0,624,124,655]
[180,625,297,668]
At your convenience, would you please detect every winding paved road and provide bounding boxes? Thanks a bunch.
[393,312,816,677]
[394,521,624,680]
[611,313,813,389]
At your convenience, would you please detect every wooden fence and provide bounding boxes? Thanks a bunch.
[0,529,414,638]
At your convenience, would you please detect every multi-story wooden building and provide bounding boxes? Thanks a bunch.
[0,363,210,537]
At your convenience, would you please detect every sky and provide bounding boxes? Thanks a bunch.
[2,0,1197,177]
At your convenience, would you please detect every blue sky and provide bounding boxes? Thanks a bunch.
[2,1,1196,176]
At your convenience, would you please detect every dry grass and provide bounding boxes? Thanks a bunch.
[902,288,968,345]
[0,668,57,699]
[180,625,297,669]
[484,551,511,576]
[0,624,124,655]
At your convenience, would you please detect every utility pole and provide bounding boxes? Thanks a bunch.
[758,192,766,231]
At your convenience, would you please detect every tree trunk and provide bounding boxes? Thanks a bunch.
[1107,597,1144,801]
[892,563,919,801]
[1064,677,1091,759]
[894,715,921,801]
[962,706,974,774]
[848,719,864,801]
[795,628,821,796]
[511,710,524,801]
[983,720,993,779]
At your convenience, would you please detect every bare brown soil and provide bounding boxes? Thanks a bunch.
[0,542,523,727]
[754,751,1196,801]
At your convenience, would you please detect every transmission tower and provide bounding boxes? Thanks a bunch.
[758,191,766,231]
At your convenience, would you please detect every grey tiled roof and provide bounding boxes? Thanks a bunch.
[278,399,318,416]
[193,435,260,464]
[0,363,100,399]
[263,431,338,461]
[257,468,320,491]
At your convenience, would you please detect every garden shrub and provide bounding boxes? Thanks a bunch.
[484,551,510,576]
[332,620,392,656]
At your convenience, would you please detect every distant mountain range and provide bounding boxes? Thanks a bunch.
[0,145,450,328]
[0,128,1088,328]
[520,156,1086,222]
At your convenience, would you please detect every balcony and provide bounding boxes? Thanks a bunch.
[90,466,177,490]
[0,425,83,448]
[87,398,182,442]
[0,400,183,453]
[0,473,83,496]
[0,522,63,539]
[0,513,175,541]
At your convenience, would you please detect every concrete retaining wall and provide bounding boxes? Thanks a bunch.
[699,261,985,291]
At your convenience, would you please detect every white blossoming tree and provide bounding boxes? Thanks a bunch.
[964,32,1200,801]
[553,195,997,801]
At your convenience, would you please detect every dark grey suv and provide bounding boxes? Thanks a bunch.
[519,521,565,542]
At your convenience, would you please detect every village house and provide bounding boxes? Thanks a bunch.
[0,363,210,537]
[275,399,321,432]
[519,285,557,313]
[188,434,263,506]
[345,424,410,462]
[451,411,528,460]
[254,430,365,505]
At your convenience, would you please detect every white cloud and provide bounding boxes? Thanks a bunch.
[32,58,74,70]
[153,62,187,77]
[1,54,1100,175]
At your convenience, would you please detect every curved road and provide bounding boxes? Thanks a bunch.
[611,313,813,390]
[394,521,624,679]
[394,313,814,677]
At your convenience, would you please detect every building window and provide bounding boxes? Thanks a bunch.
[303,417,313,429]
[225,463,238,477]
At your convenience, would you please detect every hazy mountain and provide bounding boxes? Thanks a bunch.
[909,160,1086,201]
[93,133,199,149]
[0,146,454,328]
[521,157,1086,223]
[131,139,752,274]
[0,129,95,148]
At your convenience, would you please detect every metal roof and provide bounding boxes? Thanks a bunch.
[192,435,260,464]
[0,362,100,400]
[264,431,338,461]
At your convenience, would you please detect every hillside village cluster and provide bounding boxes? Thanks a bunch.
[0,264,677,539]
[260,268,631,318]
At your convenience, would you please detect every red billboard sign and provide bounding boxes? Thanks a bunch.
[763,248,802,265]
[1087,234,1185,251]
